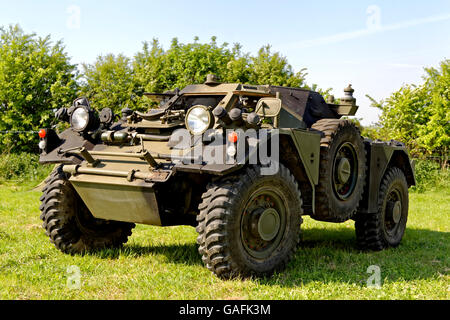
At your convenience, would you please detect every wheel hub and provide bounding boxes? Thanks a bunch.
[337,157,351,184]
[332,142,358,200]
[387,200,402,224]
[241,191,286,259]
[257,208,281,241]
[393,201,402,223]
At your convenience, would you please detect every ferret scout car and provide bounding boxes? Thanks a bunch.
[37,74,415,278]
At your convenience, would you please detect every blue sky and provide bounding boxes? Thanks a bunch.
[1,0,449,125]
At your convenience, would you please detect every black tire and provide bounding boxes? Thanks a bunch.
[196,164,303,279]
[355,167,409,250]
[39,165,134,254]
[311,119,366,222]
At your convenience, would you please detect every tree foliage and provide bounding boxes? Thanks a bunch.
[81,37,306,113]
[0,25,78,152]
[82,37,310,114]
[133,37,238,95]
[80,54,142,113]
[417,61,450,165]
[248,45,307,87]
[368,59,449,167]
[132,37,308,98]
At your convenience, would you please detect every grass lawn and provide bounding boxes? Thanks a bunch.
[0,182,448,300]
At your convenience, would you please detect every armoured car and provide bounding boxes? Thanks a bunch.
[38,74,415,278]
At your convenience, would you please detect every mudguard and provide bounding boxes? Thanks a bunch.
[358,139,416,214]
[280,128,321,186]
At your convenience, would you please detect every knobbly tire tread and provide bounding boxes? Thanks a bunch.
[196,164,303,279]
[311,119,367,222]
[355,167,408,251]
[40,165,134,254]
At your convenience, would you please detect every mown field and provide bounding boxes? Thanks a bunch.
[0,181,448,300]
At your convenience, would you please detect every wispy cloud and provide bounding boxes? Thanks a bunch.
[387,63,423,69]
[284,13,450,50]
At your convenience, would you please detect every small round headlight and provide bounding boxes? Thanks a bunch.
[71,107,90,132]
[185,105,214,135]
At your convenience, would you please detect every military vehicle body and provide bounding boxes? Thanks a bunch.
[38,75,415,278]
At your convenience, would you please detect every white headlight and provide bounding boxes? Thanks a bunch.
[185,105,214,135]
[71,107,89,131]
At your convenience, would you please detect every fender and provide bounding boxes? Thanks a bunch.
[280,128,321,186]
[359,139,416,214]
[277,128,321,214]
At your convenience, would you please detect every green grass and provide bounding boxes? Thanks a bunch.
[0,182,448,300]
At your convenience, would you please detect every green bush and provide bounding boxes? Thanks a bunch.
[0,25,78,153]
[367,60,449,164]
[411,159,449,193]
[0,152,52,184]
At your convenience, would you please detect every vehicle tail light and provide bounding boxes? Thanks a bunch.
[38,129,46,139]
[228,131,238,143]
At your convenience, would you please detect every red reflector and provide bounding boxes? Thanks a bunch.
[38,129,46,139]
[228,131,238,143]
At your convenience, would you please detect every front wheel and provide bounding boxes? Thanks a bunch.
[39,165,135,254]
[196,165,303,279]
[355,167,409,250]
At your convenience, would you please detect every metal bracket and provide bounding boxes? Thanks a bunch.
[79,147,100,167]
[127,169,137,182]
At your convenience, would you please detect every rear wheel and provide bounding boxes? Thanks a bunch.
[355,167,409,250]
[311,119,366,222]
[196,165,303,278]
[39,165,134,254]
